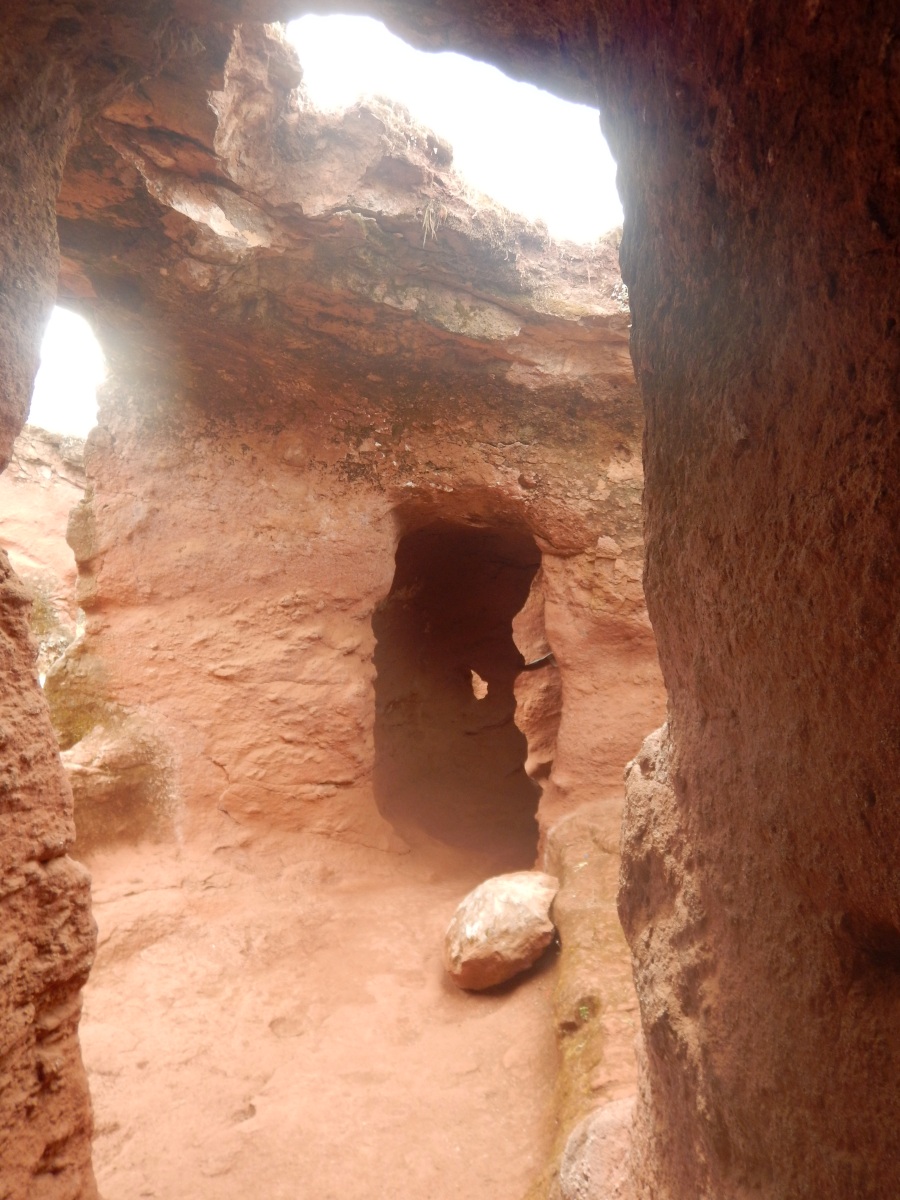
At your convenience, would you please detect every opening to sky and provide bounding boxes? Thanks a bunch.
[286,14,622,245]
[28,307,104,438]
[28,19,623,439]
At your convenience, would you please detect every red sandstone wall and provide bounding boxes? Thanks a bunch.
[0,20,665,1181]
[601,6,900,1196]
[0,553,98,1199]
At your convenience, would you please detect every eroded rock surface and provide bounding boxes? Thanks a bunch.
[444,870,559,990]
[50,23,662,871]
[0,8,106,1195]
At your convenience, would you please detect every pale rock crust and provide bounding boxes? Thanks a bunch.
[444,870,560,990]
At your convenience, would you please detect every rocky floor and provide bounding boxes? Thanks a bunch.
[80,831,559,1200]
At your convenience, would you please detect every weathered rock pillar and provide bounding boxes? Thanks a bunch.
[0,22,99,1199]
[601,5,900,1195]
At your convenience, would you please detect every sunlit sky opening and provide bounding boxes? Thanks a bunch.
[28,19,623,439]
[286,15,622,244]
[28,307,104,438]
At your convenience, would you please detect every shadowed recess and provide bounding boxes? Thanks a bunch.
[373,519,542,865]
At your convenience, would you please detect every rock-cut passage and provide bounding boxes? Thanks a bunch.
[373,520,542,866]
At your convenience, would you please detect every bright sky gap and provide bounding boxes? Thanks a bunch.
[286,15,622,244]
[28,308,104,438]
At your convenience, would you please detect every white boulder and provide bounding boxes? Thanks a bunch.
[443,870,559,990]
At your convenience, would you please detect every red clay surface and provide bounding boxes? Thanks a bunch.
[81,832,558,1200]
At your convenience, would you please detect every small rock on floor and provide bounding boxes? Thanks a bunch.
[444,870,559,990]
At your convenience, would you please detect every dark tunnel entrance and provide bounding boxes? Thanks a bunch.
[373,520,542,867]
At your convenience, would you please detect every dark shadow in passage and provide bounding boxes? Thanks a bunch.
[373,520,541,866]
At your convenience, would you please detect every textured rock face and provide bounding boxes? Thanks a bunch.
[0,425,86,676]
[0,549,97,1200]
[444,871,559,990]
[60,717,171,854]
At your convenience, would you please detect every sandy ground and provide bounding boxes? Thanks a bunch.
[79,831,559,1200]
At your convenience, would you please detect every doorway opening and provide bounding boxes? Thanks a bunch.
[373,519,543,867]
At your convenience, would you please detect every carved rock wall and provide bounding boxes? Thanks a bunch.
[54,292,661,863]
[0,15,97,1199]
[0,555,98,1200]
[1,2,895,1198]
[49,26,663,869]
